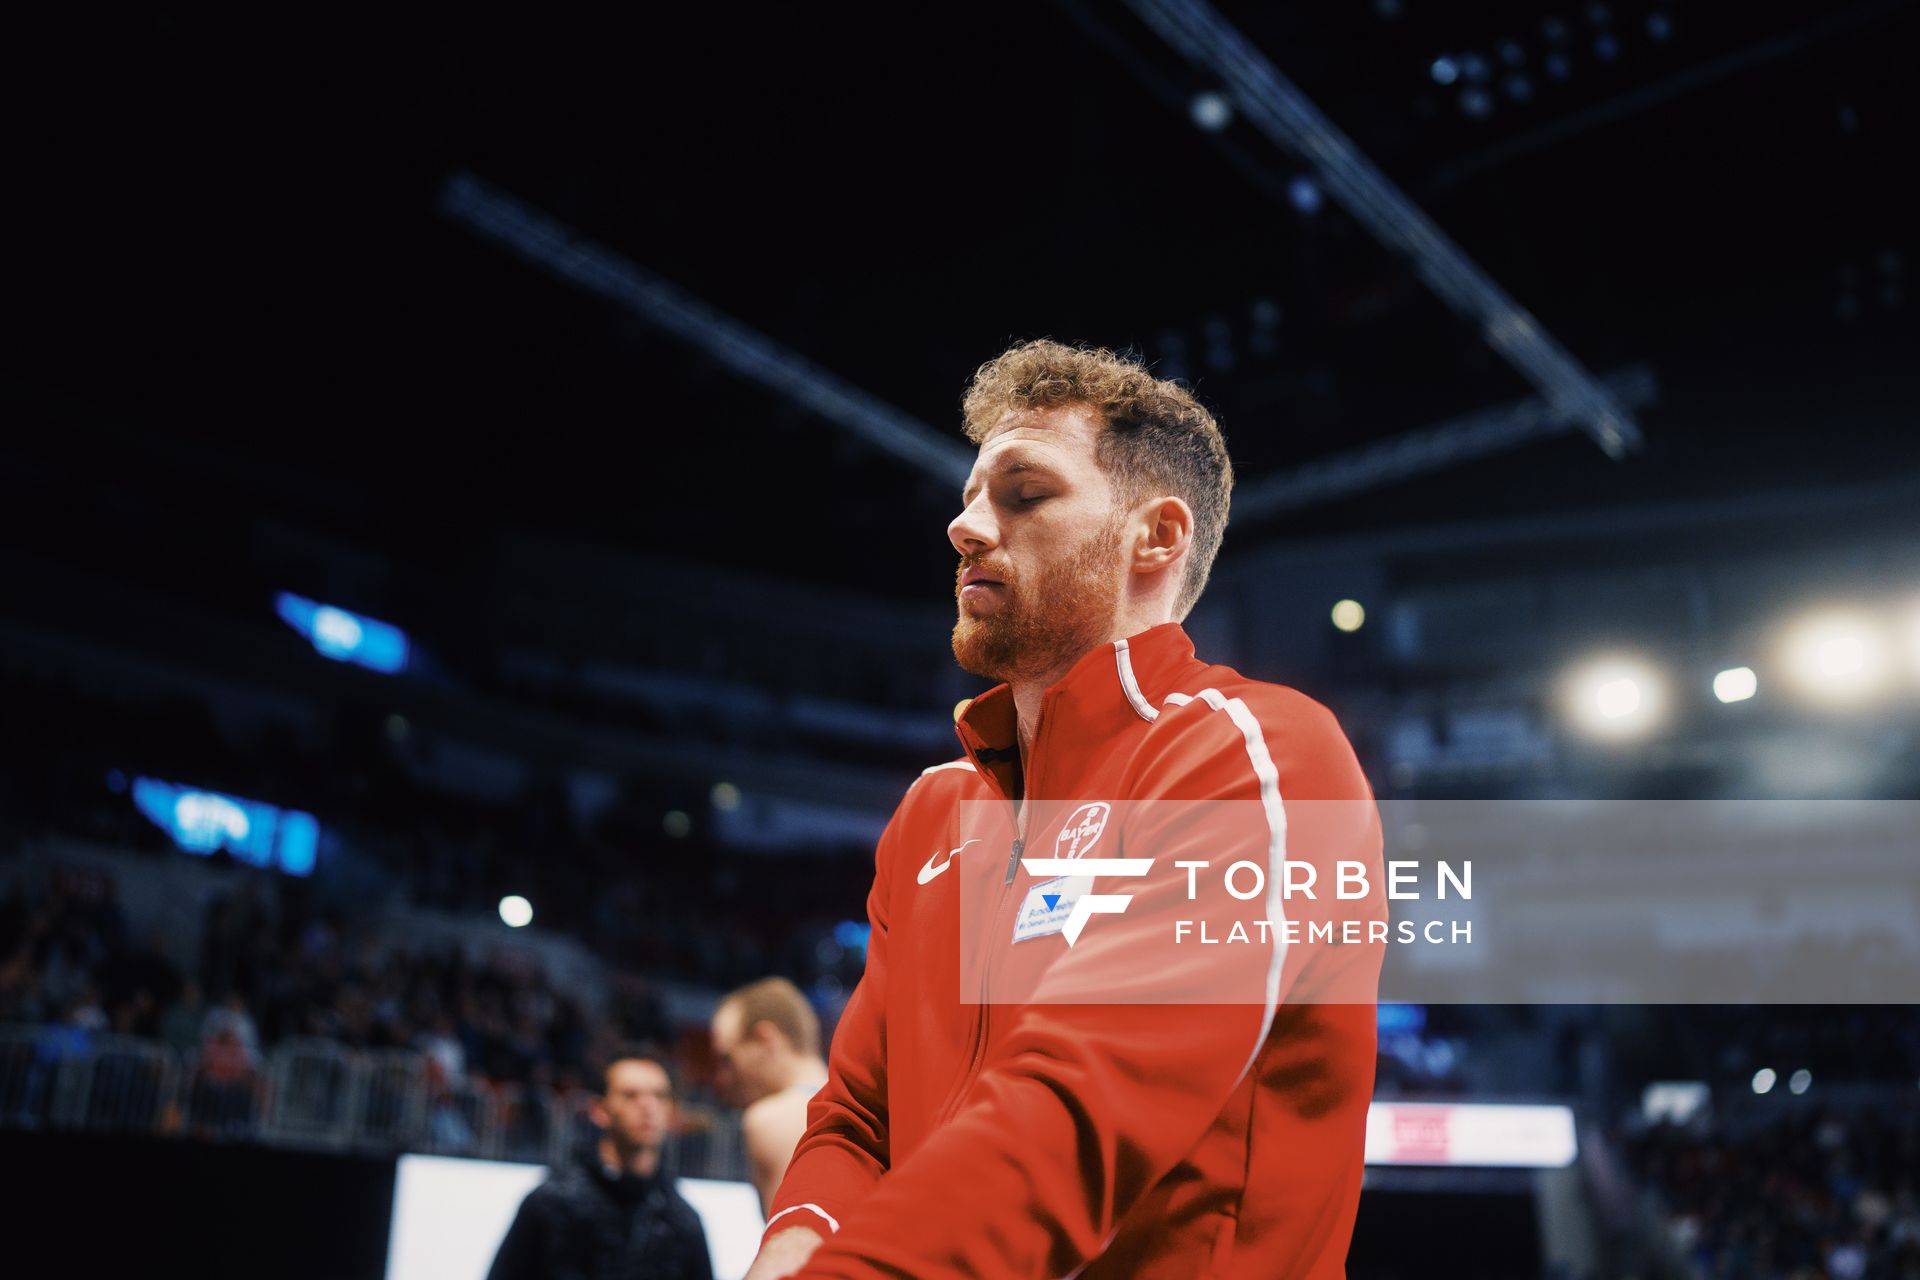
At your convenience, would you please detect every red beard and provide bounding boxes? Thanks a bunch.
[951,512,1127,685]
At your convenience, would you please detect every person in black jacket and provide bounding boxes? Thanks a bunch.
[489,1045,714,1280]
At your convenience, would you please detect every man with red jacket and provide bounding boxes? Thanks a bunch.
[747,339,1384,1279]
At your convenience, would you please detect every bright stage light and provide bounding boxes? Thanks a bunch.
[130,775,318,876]
[1189,91,1232,131]
[1751,1067,1777,1095]
[1331,599,1366,632]
[1900,601,1920,680]
[498,895,533,928]
[1565,655,1667,740]
[275,592,410,674]
[1712,666,1758,704]
[1779,608,1891,706]
[1288,176,1323,217]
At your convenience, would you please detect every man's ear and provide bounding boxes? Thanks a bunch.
[1131,496,1194,574]
[589,1096,610,1129]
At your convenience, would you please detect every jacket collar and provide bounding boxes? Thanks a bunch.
[582,1140,665,1202]
[953,622,1198,801]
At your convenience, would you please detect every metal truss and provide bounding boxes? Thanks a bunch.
[1122,0,1646,459]
[439,172,974,487]
[1235,366,1657,521]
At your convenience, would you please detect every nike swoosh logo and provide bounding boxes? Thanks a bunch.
[917,839,981,886]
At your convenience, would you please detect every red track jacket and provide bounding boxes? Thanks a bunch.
[766,622,1384,1278]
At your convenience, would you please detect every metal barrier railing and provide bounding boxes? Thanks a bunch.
[0,1025,737,1179]
[675,1105,750,1184]
[265,1037,359,1150]
[550,1087,599,1169]
[494,1082,554,1164]
[354,1050,429,1151]
[183,1045,265,1140]
[424,1076,497,1158]
[75,1034,177,1135]
[0,1025,60,1128]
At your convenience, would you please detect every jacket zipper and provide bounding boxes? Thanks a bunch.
[938,694,1055,1124]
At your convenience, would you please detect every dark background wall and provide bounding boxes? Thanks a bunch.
[1,1131,396,1280]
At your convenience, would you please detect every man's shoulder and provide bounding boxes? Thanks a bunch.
[896,757,986,816]
[1135,666,1369,799]
[534,1161,595,1194]
[913,757,984,786]
[1151,665,1348,744]
[519,1165,585,1214]
[741,1087,796,1135]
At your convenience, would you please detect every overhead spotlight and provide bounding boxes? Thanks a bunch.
[1899,600,1920,680]
[1331,599,1366,633]
[1503,74,1535,104]
[710,782,741,812]
[1596,678,1639,719]
[1646,12,1673,42]
[498,895,533,929]
[313,607,363,655]
[1499,40,1527,67]
[663,809,692,838]
[1713,667,1758,704]
[1544,52,1573,82]
[1460,52,1492,82]
[1287,176,1324,217]
[1190,91,1233,132]
[1751,1067,1777,1095]
[1458,87,1495,120]
[1564,654,1667,740]
[1788,1069,1812,1095]
[1430,55,1460,85]
[1594,33,1620,62]
[1779,608,1892,707]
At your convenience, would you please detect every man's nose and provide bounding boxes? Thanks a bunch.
[948,495,996,557]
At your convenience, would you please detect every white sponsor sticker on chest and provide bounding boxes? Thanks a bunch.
[1012,874,1094,944]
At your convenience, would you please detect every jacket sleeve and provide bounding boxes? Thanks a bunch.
[792,692,1381,1279]
[758,796,903,1247]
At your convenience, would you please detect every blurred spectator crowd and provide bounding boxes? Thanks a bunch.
[0,666,876,1004]
[1628,1107,1920,1280]
[0,862,618,1095]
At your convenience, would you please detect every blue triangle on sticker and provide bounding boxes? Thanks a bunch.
[1042,894,1061,911]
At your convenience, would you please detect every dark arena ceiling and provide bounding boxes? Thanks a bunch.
[5,2,1916,611]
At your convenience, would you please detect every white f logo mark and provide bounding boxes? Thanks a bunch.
[1017,856,1155,946]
